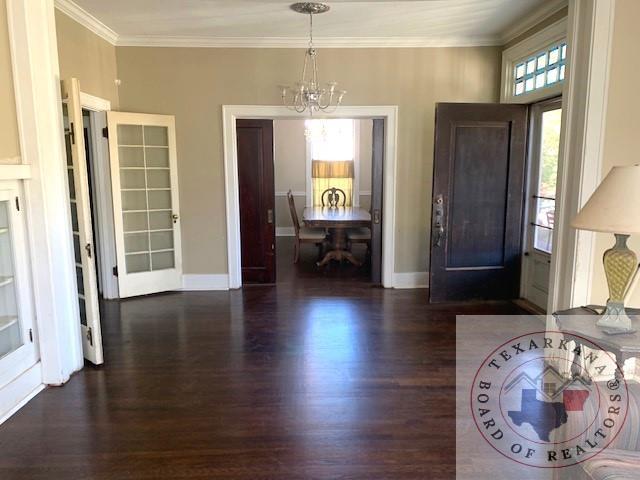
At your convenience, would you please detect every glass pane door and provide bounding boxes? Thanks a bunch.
[532,108,561,254]
[522,98,562,312]
[107,111,182,298]
[0,201,23,359]
[118,124,176,274]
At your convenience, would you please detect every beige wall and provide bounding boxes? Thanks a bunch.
[0,0,20,162]
[273,119,372,230]
[116,46,501,274]
[55,11,119,107]
[590,0,640,306]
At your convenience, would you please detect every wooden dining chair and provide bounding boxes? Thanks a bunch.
[321,187,347,208]
[287,190,326,263]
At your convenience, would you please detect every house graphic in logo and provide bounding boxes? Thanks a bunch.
[504,366,591,441]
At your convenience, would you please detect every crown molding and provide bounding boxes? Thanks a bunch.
[115,35,502,49]
[54,0,118,45]
[499,0,568,44]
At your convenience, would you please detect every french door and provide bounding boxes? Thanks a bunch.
[0,182,38,387]
[62,78,104,365]
[521,97,562,311]
[107,112,183,297]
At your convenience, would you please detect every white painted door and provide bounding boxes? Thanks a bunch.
[106,112,182,298]
[521,98,562,312]
[62,78,104,365]
[0,182,39,388]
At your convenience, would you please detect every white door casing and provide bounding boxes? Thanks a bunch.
[107,112,183,298]
[63,78,104,365]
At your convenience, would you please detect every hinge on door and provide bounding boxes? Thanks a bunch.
[102,127,109,139]
[86,327,93,346]
[15,196,20,211]
[113,266,118,277]
[69,122,76,144]
[28,329,33,343]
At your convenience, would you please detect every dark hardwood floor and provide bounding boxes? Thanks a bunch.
[0,238,523,479]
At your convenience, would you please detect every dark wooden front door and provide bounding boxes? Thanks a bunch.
[237,119,275,284]
[429,103,528,302]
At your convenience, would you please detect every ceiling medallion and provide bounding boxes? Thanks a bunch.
[280,2,346,115]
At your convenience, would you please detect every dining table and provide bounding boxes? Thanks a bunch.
[302,206,371,267]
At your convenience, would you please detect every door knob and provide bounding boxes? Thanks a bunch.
[85,243,92,258]
[172,214,179,224]
[373,209,381,224]
[267,209,274,224]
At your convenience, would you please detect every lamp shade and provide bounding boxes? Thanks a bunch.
[572,164,640,234]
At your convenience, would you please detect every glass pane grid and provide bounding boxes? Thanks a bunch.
[119,124,175,274]
[532,108,562,254]
[514,41,567,97]
[0,202,23,359]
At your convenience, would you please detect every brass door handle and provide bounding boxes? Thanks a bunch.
[267,209,274,224]
[172,214,179,224]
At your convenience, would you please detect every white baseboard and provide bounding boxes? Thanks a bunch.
[276,227,295,237]
[0,362,44,425]
[181,274,229,291]
[393,272,429,289]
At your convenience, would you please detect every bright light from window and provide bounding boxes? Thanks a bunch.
[305,119,354,161]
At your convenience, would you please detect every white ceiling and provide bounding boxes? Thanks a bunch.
[58,0,566,47]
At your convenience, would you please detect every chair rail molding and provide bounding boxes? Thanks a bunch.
[223,105,398,289]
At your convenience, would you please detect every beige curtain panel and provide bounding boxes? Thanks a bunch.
[311,160,354,207]
[311,160,354,179]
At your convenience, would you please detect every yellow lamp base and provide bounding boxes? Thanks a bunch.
[598,234,637,334]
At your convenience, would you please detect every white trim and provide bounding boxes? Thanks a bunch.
[275,191,304,197]
[80,91,111,112]
[181,274,229,291]
[392,272,429,289]
[276,227,295,237]
[54,0,118,45]
[0,164,31,180]
[7,0,84,385]
[0,363,44,425]
[360,190,372,197]
[500,0,568,44]
[549,0,615,312]
[117,35,502,49]
[223,105,397,289]
[501,18,568,104]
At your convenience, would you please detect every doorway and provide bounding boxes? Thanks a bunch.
[236,117,386,286]
[224,106,398,289]
[521,97,563,312]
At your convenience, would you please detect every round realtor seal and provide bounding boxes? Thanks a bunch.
[470,331,629,468]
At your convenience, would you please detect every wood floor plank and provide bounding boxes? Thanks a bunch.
[0,238,523,479]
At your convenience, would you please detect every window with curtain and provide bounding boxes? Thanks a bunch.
[305,119,355,206]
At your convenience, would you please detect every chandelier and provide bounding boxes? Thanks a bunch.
[281,2,346,115]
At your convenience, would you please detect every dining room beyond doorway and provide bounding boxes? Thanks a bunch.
[234,115,385,287]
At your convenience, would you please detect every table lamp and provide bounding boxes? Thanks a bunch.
[571,164,640,334]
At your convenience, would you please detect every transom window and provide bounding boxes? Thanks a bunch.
[514,42,567,97]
